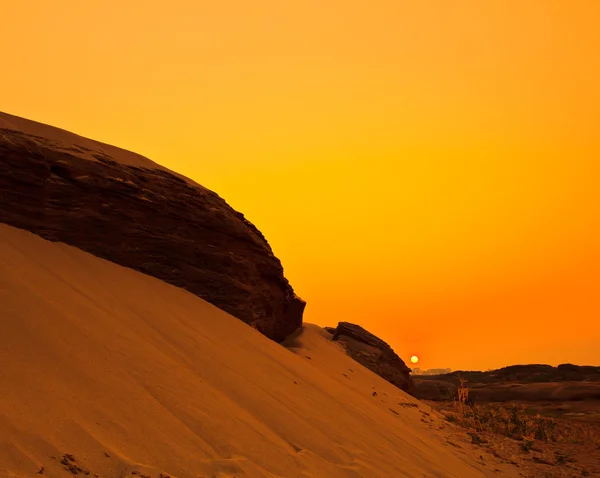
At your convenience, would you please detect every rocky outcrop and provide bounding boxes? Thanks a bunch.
[0,112,305,342]
[412,379,458,401]
[327,322,415,394]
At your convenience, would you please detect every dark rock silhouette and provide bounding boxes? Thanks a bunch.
[413,380,458,401]
[0,112,305,342]
[326,322,415,394]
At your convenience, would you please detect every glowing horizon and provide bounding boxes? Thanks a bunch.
[1,1,599,370]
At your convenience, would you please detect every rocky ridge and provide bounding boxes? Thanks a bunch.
[325,322,415,394]
[413,364,600,402]
[0,112,305,341]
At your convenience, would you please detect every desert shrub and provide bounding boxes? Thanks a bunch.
[447,376,566,443]
[520,439,534,452]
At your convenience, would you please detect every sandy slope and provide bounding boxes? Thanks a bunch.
[0,224,517,477]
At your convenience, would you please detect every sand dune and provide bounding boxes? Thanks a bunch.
[0,224,517,477]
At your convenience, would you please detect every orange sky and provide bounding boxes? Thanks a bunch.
[2,1,599,370]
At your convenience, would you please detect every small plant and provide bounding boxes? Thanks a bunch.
[468,432,487,445]
[444,413,457,423]
[520,439,534,453]
[555,451,575,465]
[455,374,469,420]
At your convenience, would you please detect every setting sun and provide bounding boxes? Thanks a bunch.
[1,1,600,476]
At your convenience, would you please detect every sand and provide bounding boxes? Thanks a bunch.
[0,223,518,477]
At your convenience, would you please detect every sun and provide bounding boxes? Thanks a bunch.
[410,355,419,364]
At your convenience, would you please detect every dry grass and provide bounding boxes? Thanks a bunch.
[428,376,600,476]
[443,375,600,446]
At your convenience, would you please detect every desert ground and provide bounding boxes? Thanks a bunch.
[0,223,522,477]
[414,371,600,477]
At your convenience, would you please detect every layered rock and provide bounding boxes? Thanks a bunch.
[326,322,415,394]
[0,112,305,341]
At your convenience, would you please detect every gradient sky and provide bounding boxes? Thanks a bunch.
[2,1,599,370]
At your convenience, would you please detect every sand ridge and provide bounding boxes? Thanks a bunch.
[0,224,518,477]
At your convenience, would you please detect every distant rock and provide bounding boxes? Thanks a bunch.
[413,379,458,401]
[414,364,600,386]
[326,322,415,394]
[412,363,600,402]
[413,368,453,376]
[0,112,305,342]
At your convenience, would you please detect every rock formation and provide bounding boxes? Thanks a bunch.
[326,322,415,394]
[412,380,458,401]
[0,111,305,341]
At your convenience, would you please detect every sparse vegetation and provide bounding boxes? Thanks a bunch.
[431,375,600,476]
[443,376,597,444]
[555,451,575,465]
[520,439,534,453]
[468,432,487,445]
